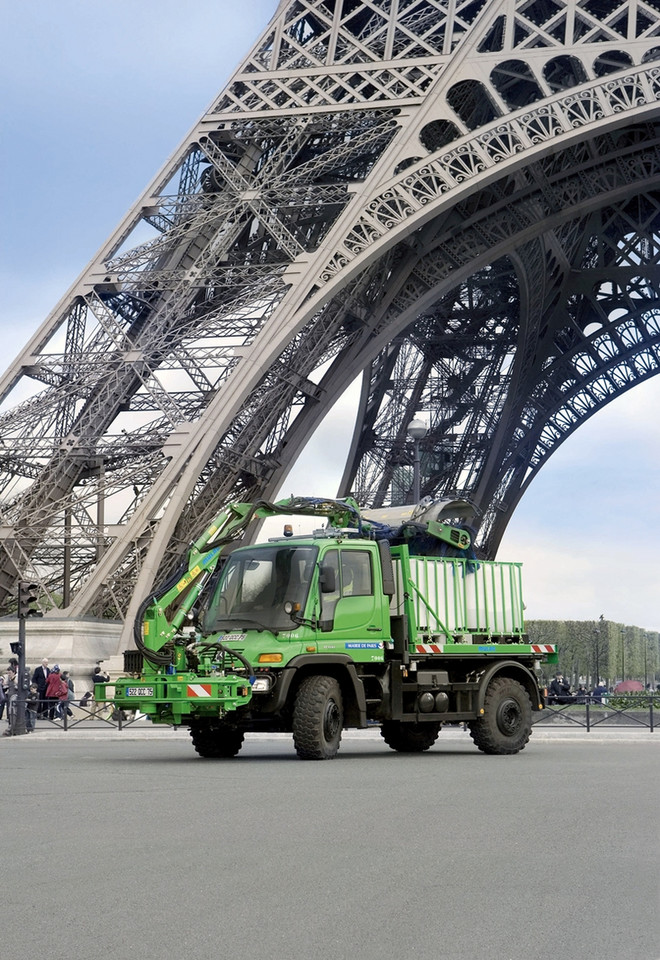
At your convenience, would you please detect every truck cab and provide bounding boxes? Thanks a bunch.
[203,534,391,663]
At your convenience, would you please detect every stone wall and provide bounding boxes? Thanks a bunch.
[0,618,123,694]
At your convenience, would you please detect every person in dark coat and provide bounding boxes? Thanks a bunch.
[3,659,19,732]
[549,674,572,704]
[31,658,50,717]
[60,671,75,718]
[26,684,38,731]
[91,665,110,718]
[548,674,562,704]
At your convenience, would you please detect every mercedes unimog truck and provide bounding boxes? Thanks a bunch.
[98,496,556,759]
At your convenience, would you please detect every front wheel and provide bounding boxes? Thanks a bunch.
[189,719,245,758]
[292,675,343,760]
[468,676,532,755]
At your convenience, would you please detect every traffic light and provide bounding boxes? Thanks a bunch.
[17,581,39,619]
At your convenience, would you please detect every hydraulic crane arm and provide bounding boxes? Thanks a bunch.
[134,496,364,666]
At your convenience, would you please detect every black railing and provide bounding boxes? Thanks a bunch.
[3,695,658,735]
[2,697,148,734]
[534,695,657,732]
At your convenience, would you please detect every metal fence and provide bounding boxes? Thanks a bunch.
[533,696,657,732]
[3,695,658,736]
[2,697,147,735]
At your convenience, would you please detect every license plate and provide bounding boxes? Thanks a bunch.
[125,686,155,697]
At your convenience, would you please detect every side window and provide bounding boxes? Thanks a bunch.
[318,549,374,631]
[340,551,373,597]
[320,549,340,627]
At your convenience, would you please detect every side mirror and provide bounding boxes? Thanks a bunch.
[378,539,395,597]
[319,565,336,594]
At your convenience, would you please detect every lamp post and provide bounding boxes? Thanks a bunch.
[592,626,599,690]
[407,419,428,504]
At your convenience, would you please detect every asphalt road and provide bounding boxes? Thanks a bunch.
[2,728,658,960]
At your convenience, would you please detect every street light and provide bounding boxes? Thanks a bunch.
[407,419,428,504]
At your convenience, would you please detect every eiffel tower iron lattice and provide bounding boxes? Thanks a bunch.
[2,0,660,649]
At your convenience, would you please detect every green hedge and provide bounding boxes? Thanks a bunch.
[607,695,660,710]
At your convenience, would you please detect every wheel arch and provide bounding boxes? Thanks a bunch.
[277,655,368,728]
[476,660,542,714]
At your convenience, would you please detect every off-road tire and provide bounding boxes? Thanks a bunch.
[380,720,441,753]
[189,720,245,758]
[468,676,532,755]
[292,675,343,760]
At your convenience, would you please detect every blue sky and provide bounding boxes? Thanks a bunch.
[1,1,659,631]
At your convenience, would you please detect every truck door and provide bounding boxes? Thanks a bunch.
[318,547,385,648]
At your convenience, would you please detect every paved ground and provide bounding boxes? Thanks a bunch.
[2,721,658,960]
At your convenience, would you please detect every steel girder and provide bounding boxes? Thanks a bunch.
[1,1,660,648]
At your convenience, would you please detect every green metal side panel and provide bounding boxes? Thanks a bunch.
[390,554,525,639]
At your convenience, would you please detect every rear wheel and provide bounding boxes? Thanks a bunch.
[380,720,441,753]
[189,719,245,758]
[292,675,343,760]
[468,676,532,755]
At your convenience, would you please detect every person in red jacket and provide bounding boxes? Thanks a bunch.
[44,665,67,721]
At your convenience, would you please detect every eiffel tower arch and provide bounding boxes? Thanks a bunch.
[2,0,660,657]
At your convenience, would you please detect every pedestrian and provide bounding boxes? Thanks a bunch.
[91,665,110,718]
[26,684,38,732]
[31,658,50,717]
[44,665,67,720]
[3,659,19,734]
[548,673,572,704]
[576,685,588,704]
[0,673,6,722]
[548,673,563,704]
[60,671,75,718]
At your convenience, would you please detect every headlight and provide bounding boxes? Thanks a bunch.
[251,676,273,693]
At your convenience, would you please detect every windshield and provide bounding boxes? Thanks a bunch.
[204,543,318,633]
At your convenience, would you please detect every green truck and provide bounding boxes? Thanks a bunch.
[101,496,557,759]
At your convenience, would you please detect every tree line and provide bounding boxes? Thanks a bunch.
[527,616,660,689]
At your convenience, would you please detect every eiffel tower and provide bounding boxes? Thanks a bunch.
[2,0,660,657]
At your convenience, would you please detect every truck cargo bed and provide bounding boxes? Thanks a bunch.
[391,555,524,639]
